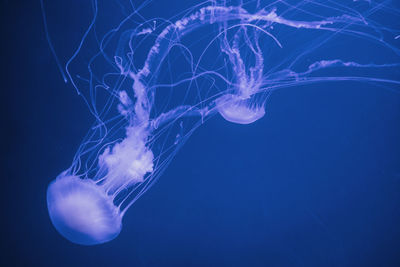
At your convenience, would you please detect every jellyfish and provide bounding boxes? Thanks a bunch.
[47,125,153,245]
[43,0,400,245]
[215,94,266,124]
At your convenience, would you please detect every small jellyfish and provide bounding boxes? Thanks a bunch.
[216,94,265,124]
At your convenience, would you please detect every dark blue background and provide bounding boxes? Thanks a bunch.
[1,1,400,266]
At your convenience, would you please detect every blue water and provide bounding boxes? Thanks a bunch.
[2,0,400,266]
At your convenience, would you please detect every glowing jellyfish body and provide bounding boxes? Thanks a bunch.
[216,94,265,124]
[47,126,153,245]
[44,2,400,245]
[47,176,121,245]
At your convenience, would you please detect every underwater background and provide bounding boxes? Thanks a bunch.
[1,0,400,266]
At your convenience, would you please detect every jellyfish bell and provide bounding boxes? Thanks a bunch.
[215,94,265,124]
[47,126,154,245]
[47,175,122,245]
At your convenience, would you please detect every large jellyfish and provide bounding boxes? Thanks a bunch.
[43,0,400,245]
